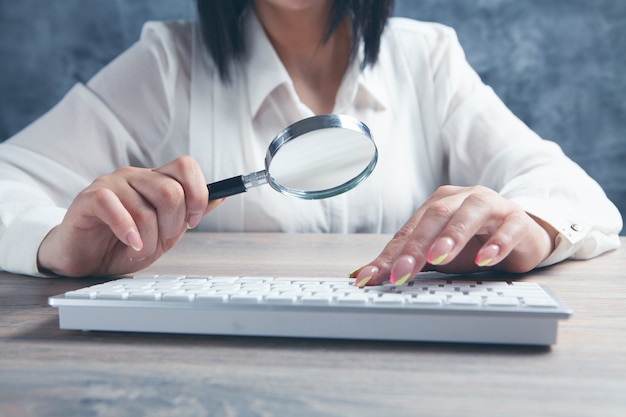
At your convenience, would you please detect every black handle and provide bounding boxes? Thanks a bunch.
[207,176,247,200]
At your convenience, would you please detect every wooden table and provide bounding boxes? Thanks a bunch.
[1,233,625,417]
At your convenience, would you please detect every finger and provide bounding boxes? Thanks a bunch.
[385,187,489,284]
[425,188,504,268]
[95,173,162,259]
[474,211,532,271]
[83,187,144,252]
[354,216,431,287]
[354,186,464,287]
[120,183,160,258]
[206,197,226,214]
[126,170,186,240]
[393,194,481,280]
[153,156,209,229]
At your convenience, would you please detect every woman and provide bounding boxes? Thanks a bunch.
[0,0,621,284]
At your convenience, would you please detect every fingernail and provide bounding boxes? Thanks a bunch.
[210,198,226,207]
[349,267,361,278]
[428,237,455,265]
[187,213,203,229]
[475,244,500,267]
[390,255,416,286]
[354,265,378,288]
[125,229,143,252]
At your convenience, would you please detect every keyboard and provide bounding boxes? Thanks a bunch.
[49,274,572,346]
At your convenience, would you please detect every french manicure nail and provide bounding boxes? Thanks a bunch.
[475,244,500,267]
[390,255,416,286]
[125,229,143,252]
[428,237,455,265]
[349,267,361,278]
[354,265,378,288]
[187,213,203,229]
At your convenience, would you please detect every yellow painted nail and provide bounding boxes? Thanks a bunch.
[477,258,493,267]
[356,275,373,288]
[430,253,449,266]
[394,273,411,286]
[475,244,500,267]
[349,267,361,278]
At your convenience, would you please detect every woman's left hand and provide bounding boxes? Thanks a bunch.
[351,185,557,287]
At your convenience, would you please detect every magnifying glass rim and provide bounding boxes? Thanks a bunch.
[264,114,378,200]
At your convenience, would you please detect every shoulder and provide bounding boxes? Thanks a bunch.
[141,20,194,42]
[378,17,467,77]
[385,17,457,42]
[387,17,455,40]
[137,20,196,67]
[383,17,461,56]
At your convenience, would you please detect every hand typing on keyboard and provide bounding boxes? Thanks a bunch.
[350,186,558,288]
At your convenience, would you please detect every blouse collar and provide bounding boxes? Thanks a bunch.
[242,11,387,119]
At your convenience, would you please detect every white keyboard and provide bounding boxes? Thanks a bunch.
[49,275,572,345]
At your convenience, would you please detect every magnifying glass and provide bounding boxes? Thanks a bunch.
[207,114,377,200]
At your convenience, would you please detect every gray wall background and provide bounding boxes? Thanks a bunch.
[1,0,624,232]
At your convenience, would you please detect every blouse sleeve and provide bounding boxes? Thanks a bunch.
[429,25,622,265]
[0,21,190,276]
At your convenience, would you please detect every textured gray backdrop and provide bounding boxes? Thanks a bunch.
[1,0,624,232]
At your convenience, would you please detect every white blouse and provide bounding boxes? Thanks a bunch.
[0,12,621,276]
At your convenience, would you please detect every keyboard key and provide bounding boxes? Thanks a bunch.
[229,294,263,303]
[95,291,128,300]
[373,294,406,305]
[448,295,482,306]
[236,277,273,284]
[264,293,298,304]
[128,292,161,301]
[485,296,519,307]
[300,294,332,305]
[336,294,372,305]
[408,295,443,305]
[210,276,239,283]
[524,298,559,308]
[161,293,194,302]
[64,290,94,299]
[195,294,228,303]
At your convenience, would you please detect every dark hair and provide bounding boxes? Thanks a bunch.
[196,0,395,83]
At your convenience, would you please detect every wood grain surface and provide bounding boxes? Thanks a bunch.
[1,233,624,417]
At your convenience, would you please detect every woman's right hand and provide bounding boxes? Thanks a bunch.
[351,185,556,287]
[37,156,222,277]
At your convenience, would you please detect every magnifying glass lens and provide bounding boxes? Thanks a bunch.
[269,128,376,192]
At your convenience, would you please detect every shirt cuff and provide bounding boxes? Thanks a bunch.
[0,207,66,277]
[509,196,592,267]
